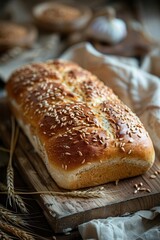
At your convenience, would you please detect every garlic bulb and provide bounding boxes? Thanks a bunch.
[86,8,127,44]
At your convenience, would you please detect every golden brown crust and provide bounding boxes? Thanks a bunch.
[6,60,155,189]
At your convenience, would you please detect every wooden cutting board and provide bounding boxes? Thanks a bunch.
[0,98,160,234]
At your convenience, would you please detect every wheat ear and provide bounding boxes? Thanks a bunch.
[0,229,12,240]
[0,204,26,226]
[0,189,106,198]
[13,194,28,213]
[7,117,19,205]
[54,190,106,198]
[7,167,14,206]
[6,118,28,213]
[0,182,28,213]
[0,220,35,240]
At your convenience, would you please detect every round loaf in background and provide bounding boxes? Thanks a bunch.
[6,60,155,189]
[32,2,92,33]
[0,21,37,52]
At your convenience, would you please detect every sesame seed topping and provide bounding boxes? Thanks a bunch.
[65,152,71,155]
[128,149,132,154]
[121,147,125,152]
[81,159,86,164]
[78,151,83,156]
[64,145,70,149]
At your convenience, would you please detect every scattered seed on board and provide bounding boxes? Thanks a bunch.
[139,188,146,191]
[146,189,151,193]
[134,184,138,189]
[150,174,156,179]
[133,182,151,194]
[139,182,143,187]
[154,171,158,175]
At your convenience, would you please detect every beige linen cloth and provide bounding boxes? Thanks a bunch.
[78,207,160,240]
[61,42,160,240]
[141,48,160,78]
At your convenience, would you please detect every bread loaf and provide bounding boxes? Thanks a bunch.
[0,21,37,52]
[6,60,155,189]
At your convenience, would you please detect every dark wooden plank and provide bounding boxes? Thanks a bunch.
[0,98,160,234]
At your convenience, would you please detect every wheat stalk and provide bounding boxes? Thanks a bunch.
[59,190,106,198]
[0,229,12,240]
[7,117,19,205]
[7,167,14,205]
[13,194,28,213]
[0,204,26,226]
[0,182,28,213]
[6,118,28,213]
[0,189,106,198]
[35,190,106,198]
[0,220,35,240]
[0,146,9,152]
[1,177,106,199]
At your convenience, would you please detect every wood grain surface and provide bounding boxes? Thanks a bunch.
[0,98,160,235]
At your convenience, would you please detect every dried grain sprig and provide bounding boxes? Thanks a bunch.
[0,229,12,240]
[6,118,27,212]
[7,117,19,205]
[7,167,14,206]
[0,189,106,198]
[48,190,106,198]
[0,220,35,240]
[0,204,26,226]
[0,182,27,213]
[13,194,28,213]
